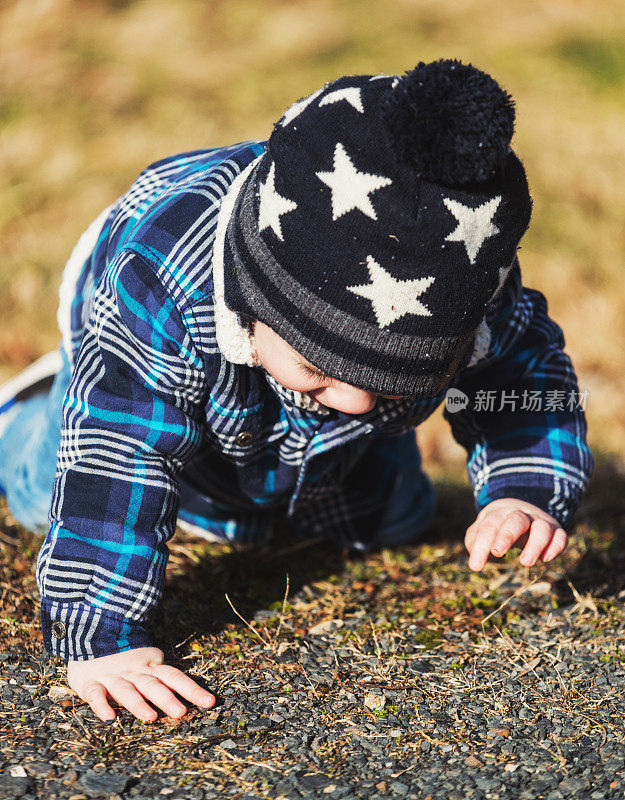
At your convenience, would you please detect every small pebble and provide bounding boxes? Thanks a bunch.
[47,685,75,703]
[364,693,386,712]
[309,619,343,635]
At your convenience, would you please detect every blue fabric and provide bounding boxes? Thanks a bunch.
[0,348,435,547]
[9,140,592,662]
[0,348,70,532]
[176,429,436,550]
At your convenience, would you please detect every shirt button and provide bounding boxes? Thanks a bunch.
[51,621,67,639]
[235,431,255,446]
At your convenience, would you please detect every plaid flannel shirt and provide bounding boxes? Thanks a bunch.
[35,140,594,661]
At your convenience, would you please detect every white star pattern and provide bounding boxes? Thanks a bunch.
[280,87,324,127]
[347,255,436,328]
[257,163,297,241]
[319,87,364,113]
[316,142,393,221]
[443,196,502,264]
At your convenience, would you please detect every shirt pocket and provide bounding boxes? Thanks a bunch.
[204,403,266,459]
[204,388,298,465]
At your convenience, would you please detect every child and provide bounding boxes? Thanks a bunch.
[0,59,593,723]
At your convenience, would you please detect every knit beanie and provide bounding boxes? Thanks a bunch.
[222,59,532,397]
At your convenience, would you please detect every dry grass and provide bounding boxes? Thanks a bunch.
[1,467,624,794]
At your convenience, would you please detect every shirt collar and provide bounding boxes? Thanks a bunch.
[262,370,331,416]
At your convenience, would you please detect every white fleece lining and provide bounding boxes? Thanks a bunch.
[467,318,492,367]
[57,204,114,365]
[212,156,263,367]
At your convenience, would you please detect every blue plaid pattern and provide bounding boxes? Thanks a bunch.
[34,140,593,661]
[443,275,594,526]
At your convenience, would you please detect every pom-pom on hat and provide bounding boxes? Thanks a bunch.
[380,59,515,184]
[223,58,532,398]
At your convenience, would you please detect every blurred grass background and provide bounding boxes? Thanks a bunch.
[1,0,624,479]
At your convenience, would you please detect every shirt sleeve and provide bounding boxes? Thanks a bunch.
[36,252,208,661]
[443,258,594,529]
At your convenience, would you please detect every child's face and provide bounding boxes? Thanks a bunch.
[252,320,405,414]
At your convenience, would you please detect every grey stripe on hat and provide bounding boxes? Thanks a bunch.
[227,218,472,395]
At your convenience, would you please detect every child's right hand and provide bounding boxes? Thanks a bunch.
[67,646,216,723]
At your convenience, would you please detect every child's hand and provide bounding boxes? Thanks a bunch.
[464,498,568,571]
[67,646,216,723]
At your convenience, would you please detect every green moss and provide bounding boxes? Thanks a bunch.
[268,600,293,612]
[482,614,503,629]
[413,629,442,649]
[371,704,400,717]
[469,594,500,610]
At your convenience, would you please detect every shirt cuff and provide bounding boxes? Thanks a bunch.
[474,476,583,530]
[41,599,152,662]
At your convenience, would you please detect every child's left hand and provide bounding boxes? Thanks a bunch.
[464,498,568,571]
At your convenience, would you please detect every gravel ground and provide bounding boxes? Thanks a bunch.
[1,463,624,800]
